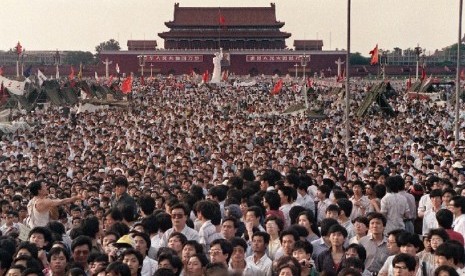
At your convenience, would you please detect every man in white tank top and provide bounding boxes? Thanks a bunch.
[27,180,81,228]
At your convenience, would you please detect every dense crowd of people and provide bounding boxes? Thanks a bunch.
[0,75,465,276]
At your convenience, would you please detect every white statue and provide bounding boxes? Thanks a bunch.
[210,48,223,83]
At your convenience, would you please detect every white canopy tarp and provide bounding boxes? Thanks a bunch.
[0,121,32,133]
[0,76,26,95]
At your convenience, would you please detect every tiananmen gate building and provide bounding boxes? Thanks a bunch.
[99,3,346,77]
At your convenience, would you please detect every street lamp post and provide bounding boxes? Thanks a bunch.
[414,44,422,80]
[345,0,351,154]
[20,50,26,77]
[137,55,146,77]
[421,52,426,76]
[381,51,388,79]
[54,50,61,79]
[455,0,463,143]
[150,63,154,78]
[300,54,310,109]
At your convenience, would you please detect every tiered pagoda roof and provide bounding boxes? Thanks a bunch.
[164,3,285,28]
[158,3,291,45]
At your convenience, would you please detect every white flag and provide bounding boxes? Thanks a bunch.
[116,63,120,74]
[56,67,60,79]
[37,70,47,86]
[0,75,26,95]
[95,71,99,81]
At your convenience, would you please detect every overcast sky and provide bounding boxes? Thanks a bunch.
[0,0,462,56]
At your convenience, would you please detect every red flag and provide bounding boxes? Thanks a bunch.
[218,11,226,26]
[140,75,145,86]
[16,42,22,55]
[121,76,132,94]
[107,75,114,86]
[69,66,75,80]
[421,66,426,81]
[222,70,229,81]
[0,67,3,76]
[307,77,313,88]
[271,79,283,95]
[369,44,379,65]
[461,69,465,80]
[407,75,412,90]
[202,70,209,83]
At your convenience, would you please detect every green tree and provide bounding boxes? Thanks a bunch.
[95,39,121,54]
[64,51,95,65]
[349,52,370,65]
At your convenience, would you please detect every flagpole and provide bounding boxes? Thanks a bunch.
[345,0,351,154]
[455,0,463,143]
[218,7,222,49]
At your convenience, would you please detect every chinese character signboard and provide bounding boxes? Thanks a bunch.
[246,55,303,62]
[149,55,203,62]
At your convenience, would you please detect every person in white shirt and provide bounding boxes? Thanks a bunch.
[337,198,355,241]
[246,232,272,276]
[380,175,410,234]
[291,240,318,276]
[417,177,441,218]
[277,186,296,228]
[349,181,370,220]
[160,203,199,247]
[349,217,369,244]
[196,200,222,251]
[434,241,465,275]
[180,241,204,276]
[229,237,262,276]
[422,189,443,236]
[450,196,465,238]
[315,185,332,224]
[132,232,157,276]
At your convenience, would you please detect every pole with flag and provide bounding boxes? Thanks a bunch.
[345,0,351,155]
[218,8,226,48]
[0,81,4,102]
[121,76,132,94]
[107,75,114,87]
[69,66,75,87]
[421,65,426,81]
[369,44,379,65]
[202,70,209,84]
[15,42,22,79]
[271,79,283,95]
[116,63,121,83]
[23,65,32,78]
[78,63,83,80]
[455,0,463,143]
[37,70,47,86]
[222,70,229,82]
